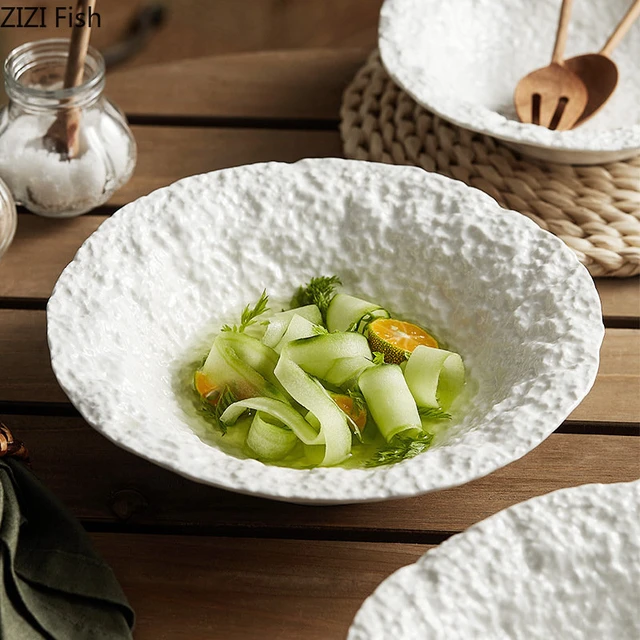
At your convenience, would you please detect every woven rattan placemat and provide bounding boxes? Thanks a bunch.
[340,51,640,277]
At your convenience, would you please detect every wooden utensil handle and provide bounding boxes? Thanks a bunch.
[600,0,640,57]
[551,0,574,64]
[63,0,97,88]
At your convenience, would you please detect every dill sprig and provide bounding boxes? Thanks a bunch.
[347,387,366,412]
[197,397,225,434]
[222,290,269,333]
[214,386,238,434]
[215,387,238,423]
[366,432,434,468]
[197,385,238,435]
[293,276,341,319]
[418,406,452,421]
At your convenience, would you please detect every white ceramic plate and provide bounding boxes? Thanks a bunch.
[47,159,603,504]
[379,0,640,164]
[349,480,640,639]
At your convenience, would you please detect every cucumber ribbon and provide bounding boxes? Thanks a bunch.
[403,345,465,410]
[220,332,375,466]
[246,412,299,460]
[201,332,286,402]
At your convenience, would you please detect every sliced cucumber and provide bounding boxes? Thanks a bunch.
[326,293,389,333]
[285,332,372,379]
[358,364,421,441]
[221,396,320,445]
[246,412,298,460]
[274,314,318,354]
[262,305,322,348]
[274,354,351,466]
[202,335,286,402]
[323,355,374,387]
[216,332,279,383]
[403,345,465,410]
[436,351,465,410]
[351,308,390,334]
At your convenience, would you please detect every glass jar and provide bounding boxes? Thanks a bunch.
[0,176,16,259]
[0,39,136,217]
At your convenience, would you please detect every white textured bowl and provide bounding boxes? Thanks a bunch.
[379,0,640,164]
[349,480,640,639]
[47,159,603,504]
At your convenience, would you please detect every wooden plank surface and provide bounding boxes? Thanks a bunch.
[0,1,380,75]
[92,534,421,640]
[108,50,367,120]
[0,310,636,422]
[0,0,382,74]
[1,412,637,535]
[569,328,640,423]
[597,278,640,321]
[0,216,105,299]
[112,125,341,207]
[1,215,638,321]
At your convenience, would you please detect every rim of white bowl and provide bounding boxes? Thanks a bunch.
[379,0,640,155]
[47,159,605,504]
[348,480,640,637]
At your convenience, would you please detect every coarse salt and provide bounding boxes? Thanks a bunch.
[0,107,134,217]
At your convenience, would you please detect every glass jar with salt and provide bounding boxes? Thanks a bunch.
[0,176,16,259]
[0,39,136,217]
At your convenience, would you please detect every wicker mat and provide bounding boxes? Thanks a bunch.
[340,51,640,278]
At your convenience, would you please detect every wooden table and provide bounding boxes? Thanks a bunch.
[0,47,639,640]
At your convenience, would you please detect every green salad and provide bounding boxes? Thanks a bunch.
[193,276,465,468]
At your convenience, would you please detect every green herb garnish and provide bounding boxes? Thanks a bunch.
[198,397,224,434]
[197,385,238,436]
[214,386,238,434]
[293,275,341,319]
[371,351,385,366]
[418,406,452,421]
[222,290,269,333]
[366,432,433,467]
[347,387,366,412]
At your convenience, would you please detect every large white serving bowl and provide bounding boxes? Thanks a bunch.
[47,159,603,504]
[379,0,640,164]
[349,480,640,638]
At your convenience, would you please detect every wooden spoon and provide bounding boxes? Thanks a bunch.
[44,0,97,159]
[563,0,640,127]
[514,0,588,130]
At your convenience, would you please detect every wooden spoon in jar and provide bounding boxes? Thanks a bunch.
[514,0,588,130]
[44,0,97,159]
[563,0,640,127]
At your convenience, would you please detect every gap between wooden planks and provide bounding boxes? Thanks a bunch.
[0,411,637,535]
[0,309,637,423]
[91,534,423,640]
[1,214,639,322]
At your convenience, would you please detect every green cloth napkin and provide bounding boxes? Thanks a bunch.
[0,458,134,639]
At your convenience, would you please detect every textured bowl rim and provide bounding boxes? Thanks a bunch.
[348,479,640,637]
[378,0,640,154]
[47,159,605,504]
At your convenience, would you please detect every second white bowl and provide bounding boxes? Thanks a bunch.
[379,0,640,164]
